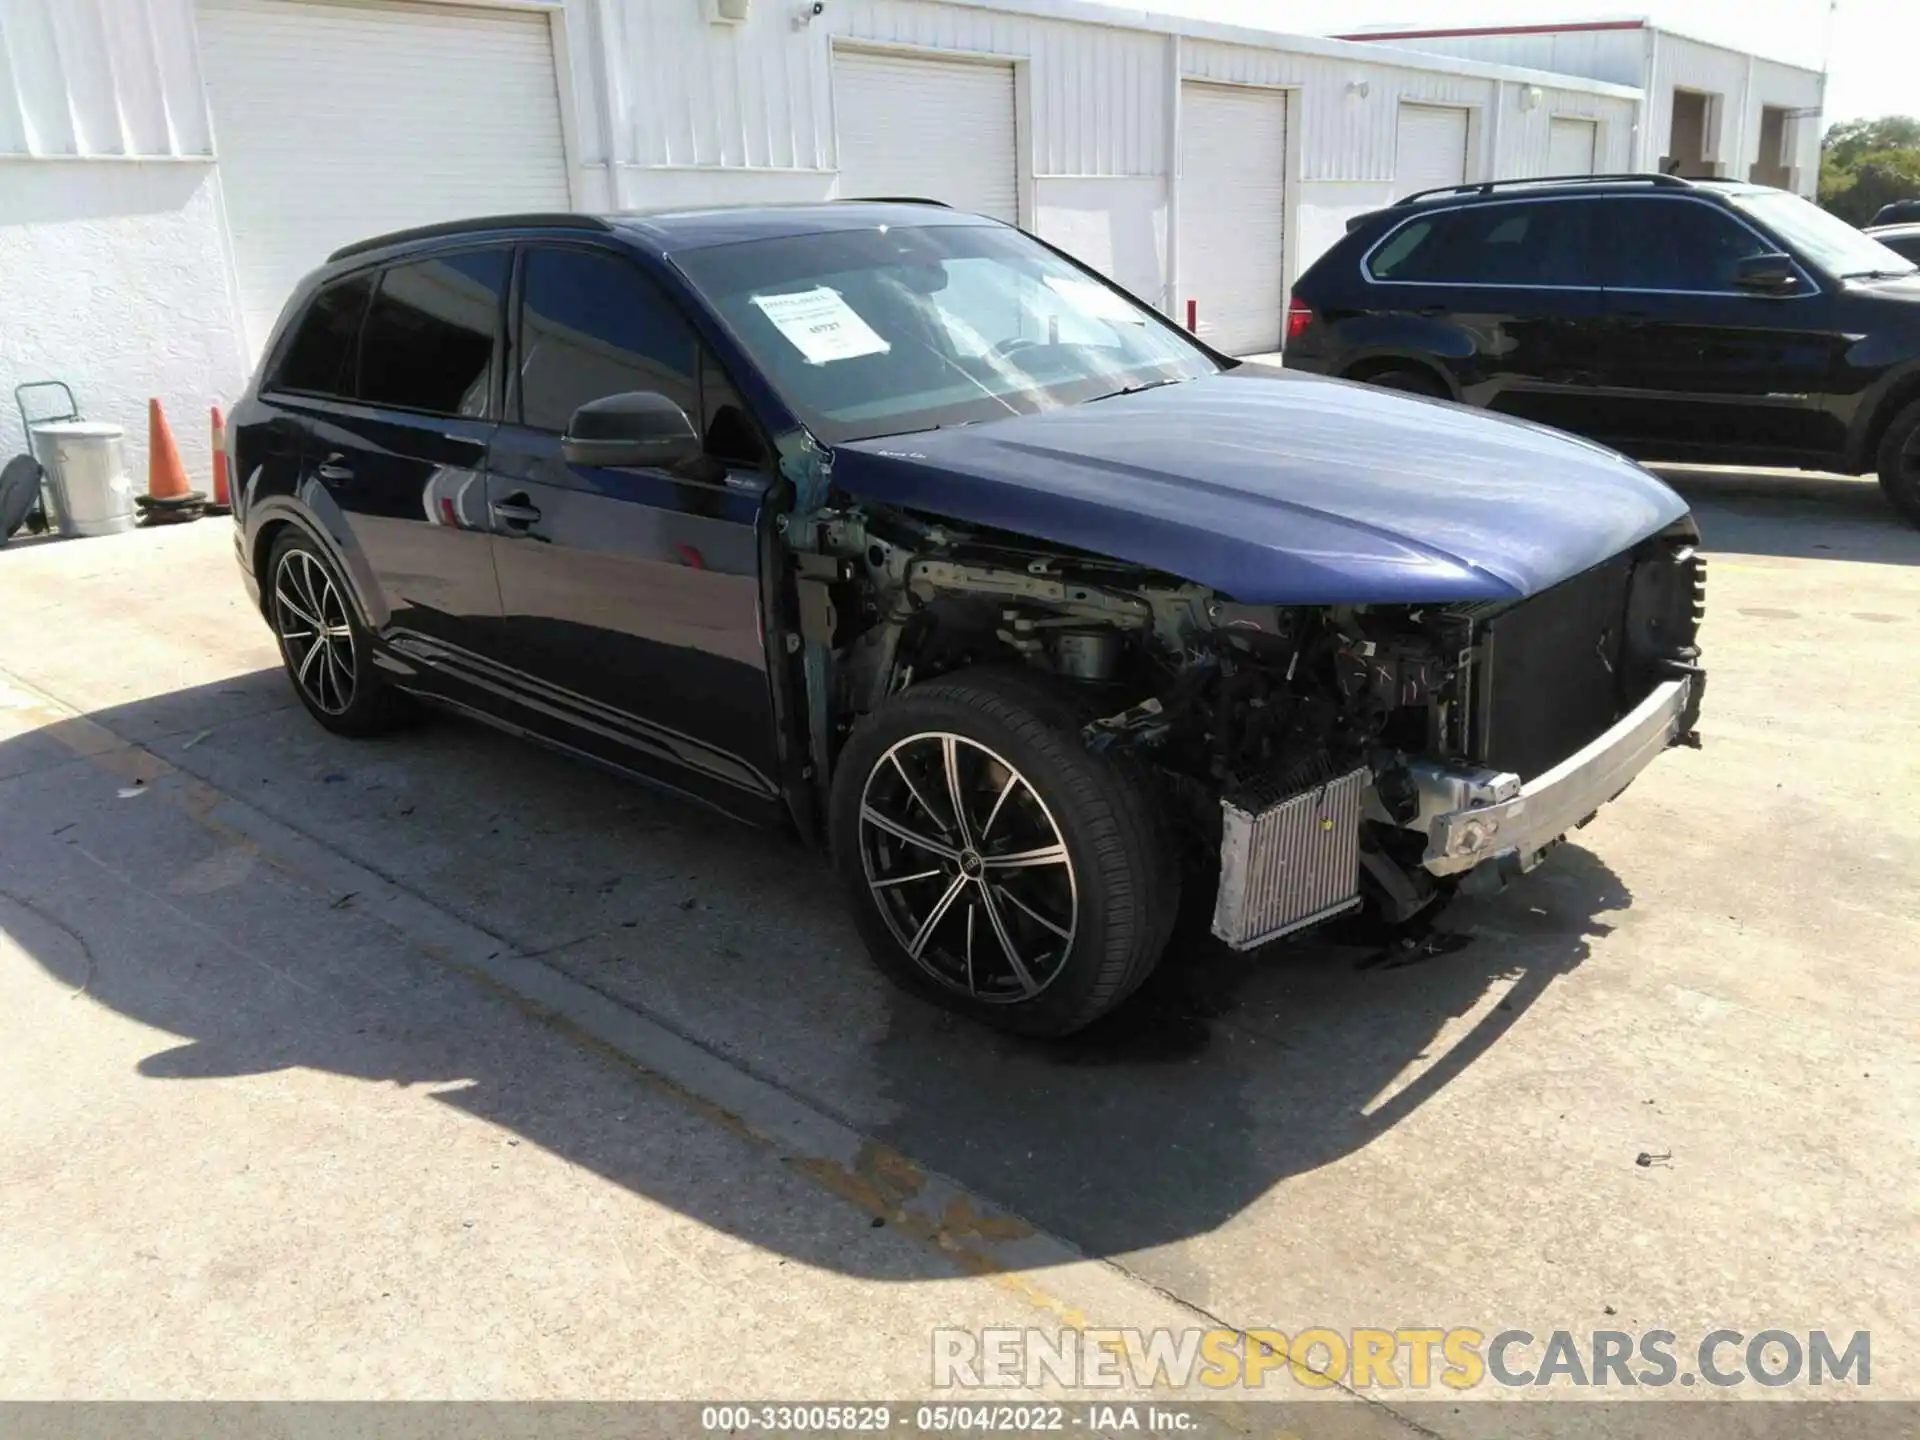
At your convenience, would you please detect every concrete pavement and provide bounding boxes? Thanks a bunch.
[0,530,1220,1406]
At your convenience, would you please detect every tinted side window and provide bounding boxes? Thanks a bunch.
[518,247,698,433]
[1370,202,1598,287]
[271,274,373,397]
[1601,200,1773,291]
[357,250,509,417]
[1368,219,1439,279]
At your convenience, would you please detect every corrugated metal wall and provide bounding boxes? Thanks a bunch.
[0,0,1641,189]
[1499,83,1634,177]
[0,0,212,157]
[1179,38,1630,185]
[1186,38,1488,184]
[596,0,1167,178]
[1352,25,1822,195]
[847,0,1165,177]
[1352,28,1646,90]
[592,0,1637,190]
[1646,31,1749,172]
[600,0,830,170]
[1750,56,1824,191]
[1648,31,1823,189]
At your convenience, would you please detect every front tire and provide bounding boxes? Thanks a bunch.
[266,531,412,737]
[1876,398,1920,528]
[829,668,1177,1037]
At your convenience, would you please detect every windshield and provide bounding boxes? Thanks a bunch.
[1731,189,1919,279]
[673,222,1221,444]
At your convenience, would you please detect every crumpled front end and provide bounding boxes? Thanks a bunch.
[1210,520,1705,947]
[794,494,1704,950]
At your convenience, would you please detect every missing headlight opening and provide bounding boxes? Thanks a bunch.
[804,504,1705,950]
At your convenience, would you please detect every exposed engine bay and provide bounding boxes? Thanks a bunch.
[789,502,1706,950]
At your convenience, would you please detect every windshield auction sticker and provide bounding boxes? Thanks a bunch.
[751,286,892,364]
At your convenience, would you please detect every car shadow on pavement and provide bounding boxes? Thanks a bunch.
[2,674,1629,1281]
[1653,465,1920,567]
[861,851,1621,1294]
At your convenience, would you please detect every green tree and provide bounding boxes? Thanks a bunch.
[1824,116,1920,168]
[1820,116,1920,225]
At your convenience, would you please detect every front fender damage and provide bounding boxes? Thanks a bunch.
[776,493,1705,948]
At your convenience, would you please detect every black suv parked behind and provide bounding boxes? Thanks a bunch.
[1868,224,1920,265]
[1284,175,1920,524]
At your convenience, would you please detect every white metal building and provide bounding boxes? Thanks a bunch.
[0,0,1675,482]
[1340,18,1826,197]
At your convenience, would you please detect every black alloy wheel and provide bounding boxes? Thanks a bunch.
[266,531,412,736]
[855,730,1079,1005]
[831,667,1177,1037]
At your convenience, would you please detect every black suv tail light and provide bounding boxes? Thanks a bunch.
[1286,296,1313,343]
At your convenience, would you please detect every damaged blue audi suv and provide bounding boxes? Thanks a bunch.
[229,202,1705,1036]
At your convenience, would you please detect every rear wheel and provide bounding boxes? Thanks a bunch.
[267,531,412,736]
[1359,366,1450,399]
[1876,398,1920,528]
[830,668,1177,1037]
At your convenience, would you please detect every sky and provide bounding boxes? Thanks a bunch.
[1147,1,1912,126]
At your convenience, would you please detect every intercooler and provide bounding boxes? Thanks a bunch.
[1211,765,1371,951]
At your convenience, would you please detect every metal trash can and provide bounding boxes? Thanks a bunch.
[31,421,135,537]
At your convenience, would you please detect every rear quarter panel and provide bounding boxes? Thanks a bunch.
[1287,227,1481,397]
[233,393,390,635]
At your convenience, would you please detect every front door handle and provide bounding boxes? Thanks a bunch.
[491,496,542,528]
[315,456,353,482]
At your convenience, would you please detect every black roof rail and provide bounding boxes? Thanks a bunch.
[327,213,614,263]
[833,196,953,207]
[1392,172,1694,208]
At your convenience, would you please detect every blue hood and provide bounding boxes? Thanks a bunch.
[831,369,1689,605]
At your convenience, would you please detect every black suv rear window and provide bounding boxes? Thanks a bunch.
[1367,201,1598,287]
[358,250,510,418]
[271,274,373,397]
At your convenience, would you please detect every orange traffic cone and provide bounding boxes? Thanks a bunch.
[208,405,232,515]
[134,399,206,525]
[147,398,191,500]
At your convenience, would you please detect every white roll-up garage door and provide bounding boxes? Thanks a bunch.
[834,51,1019,222]
[1178,83,1289,357]
[199,0,572,357]
[1396,104,1471,198]
[1547,117,1599,176]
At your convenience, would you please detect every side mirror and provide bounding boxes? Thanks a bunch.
[561,391,701,469]
[1733,253,1801,294]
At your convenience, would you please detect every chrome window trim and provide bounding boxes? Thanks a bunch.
[1358,193,1824,300]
